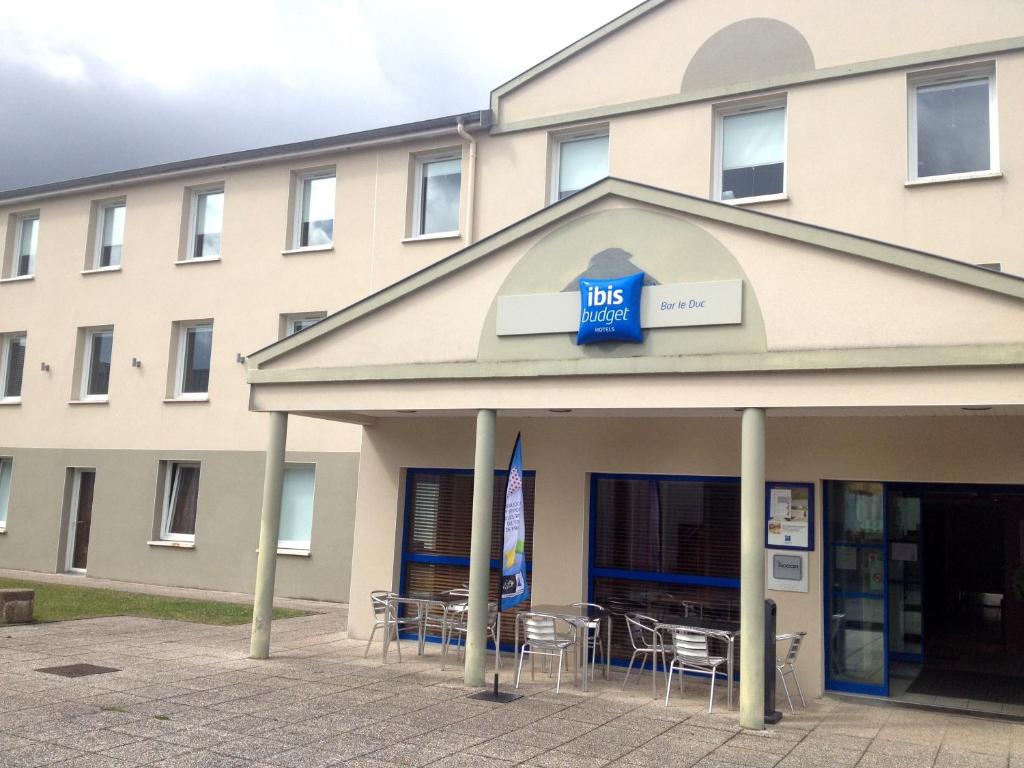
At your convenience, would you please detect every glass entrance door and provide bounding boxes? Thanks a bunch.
[824,481,888,695]
[67,469,95,572]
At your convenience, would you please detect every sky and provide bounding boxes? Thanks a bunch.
[0,0,640,192]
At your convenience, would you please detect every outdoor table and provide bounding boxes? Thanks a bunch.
[526,603,612,692]
[653,616,740,710]
[382,592,501,671]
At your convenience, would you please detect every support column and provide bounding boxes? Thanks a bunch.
[739,407,766,729]
[465,408,496,687]
[250,411,289,660]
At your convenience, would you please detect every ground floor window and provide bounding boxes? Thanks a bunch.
[589,473,741,666]
[279,464,315,551]
[0,457,12,529]
[401,467,535,647]
[160,462,200,542]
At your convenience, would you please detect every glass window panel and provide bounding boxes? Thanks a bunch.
[826,481,884,545]
[0,458,11,526]
[278,465,315,547]
[420,158,461,234]
[300,175,335,247]
[17,217,38,276]
[167,464,200,536]
[99,205,125,267]
[4,335,25,398]
[558,134,609,199]
[722,108,785,169]
[193,191,223,259]
[916,78,990,177]
[827,596,886,687]
[181,325,212,394]
[289,315,322,335]
[86,331,113,397]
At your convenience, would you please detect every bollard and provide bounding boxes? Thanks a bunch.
[764,599,782,724]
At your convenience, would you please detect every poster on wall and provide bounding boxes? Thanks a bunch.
[765,482,814,551]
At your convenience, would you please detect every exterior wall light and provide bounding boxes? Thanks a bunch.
[131,357,142,368]
[40,362,50,372]
[236,353,246,364]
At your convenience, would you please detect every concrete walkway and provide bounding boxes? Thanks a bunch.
[0,568,345,615]
[1,609,1023,767]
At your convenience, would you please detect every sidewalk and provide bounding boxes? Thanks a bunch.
[0,567,346,615]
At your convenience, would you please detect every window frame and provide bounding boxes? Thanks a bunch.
[411,150,462,238]
[291,170,336,250]
[712,95,788,205]
[173,321,213,400]
[282,312,327,338]
[13,214,39,278]
[0,332,26,403]
[907,62,999,184]
[549,127,610,204]
[185,186,225,262]
[278,462,317,552]
[0,456,11,531]
[80,327,114,401]
[92,201,126,270]
[160,461,201,542]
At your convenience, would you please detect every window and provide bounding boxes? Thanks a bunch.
[413,153,461,236]
[94,203,125,268]
[1,333,26,401]
[293,172,335,248]
[160,462,200,541]
[402,468,535,646]
[278,464,316,551]
[10,214,39,277]
[715,101,786,202]
[189,188,224,260]
[909,64,997,181]
[551,131,609,202]
[80,328,113,400]
[174,322,213,398]
[281,312,327,338]
[0,457,10,529]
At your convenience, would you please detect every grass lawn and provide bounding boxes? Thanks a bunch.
[0,578,310,625]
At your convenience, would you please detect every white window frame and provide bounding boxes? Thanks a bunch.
[278,462,316,552]
[65,467,95,572]
[907,62,999,184]
[712,96,788,204]
[283,312,327,338]
[80,327,113,401]
[411,151,462,238]
[14,214,39,277]
[549,127,610,204]
[291,170,336,250]
[174,321,213,400]
[0,456,12,531]
[92,201,125,270]
[0,332,26,403]
[185,186,225,262]
[160,461,200,542]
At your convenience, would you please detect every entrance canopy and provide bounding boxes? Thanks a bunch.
[246,178,1024,418]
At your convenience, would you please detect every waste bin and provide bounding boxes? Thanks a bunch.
[764,599,782,724]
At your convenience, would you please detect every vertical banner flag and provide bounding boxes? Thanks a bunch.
[501,433,529,611]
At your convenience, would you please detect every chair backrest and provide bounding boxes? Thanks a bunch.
[624,613,659,650]
[370,590,392,618]
[672,628,710,661]
[570,602,603,628]
[521,612,569,644]
[777,631,806,665]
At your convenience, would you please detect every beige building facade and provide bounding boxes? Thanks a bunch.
[3,0,1024,712]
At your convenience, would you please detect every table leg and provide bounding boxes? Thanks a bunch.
[604,615,612,681]
[727,637,734,710]
[579,624,589,693]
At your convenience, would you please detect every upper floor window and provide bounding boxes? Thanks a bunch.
[715,100,786,202]
[174,321,213,398]
[5,214,39,278]
[189,188,224,260]
[293,171,335,249]
[1,333,26,402]
[413,153,461,236]
[80,327,113,400]
[551,130,609,202]
[909,64,997,182]
[95,202,125,269]
[281,312,327,338]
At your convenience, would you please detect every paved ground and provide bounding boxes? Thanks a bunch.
[2,609,1023,767]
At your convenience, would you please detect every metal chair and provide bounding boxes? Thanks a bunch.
[776,631,807,713]
[514,612,577,693]
[664,627,726,712]
[571,602,603,680]
[622,613,666,697]
[444,599,499,668]
[364,590,418,660]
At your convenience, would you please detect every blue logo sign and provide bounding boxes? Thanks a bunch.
[576,272,644,345]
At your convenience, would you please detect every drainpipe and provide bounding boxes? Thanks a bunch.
[456,118,477,243]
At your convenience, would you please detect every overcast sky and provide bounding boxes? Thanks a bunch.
[0,0,640,192]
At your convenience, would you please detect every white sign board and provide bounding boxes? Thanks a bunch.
[766,551,808,593]
[496,279,743,336]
